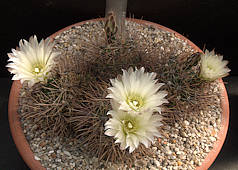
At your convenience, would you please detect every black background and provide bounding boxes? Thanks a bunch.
[1,0,238,77]
[1,0,238,170]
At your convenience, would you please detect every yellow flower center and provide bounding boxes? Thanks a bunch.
[34,67,40,73]
[122,119,136,134]
[127,121,133,129]
[207,64,214,71]
[32,64,44,75]
[126,94,144,111]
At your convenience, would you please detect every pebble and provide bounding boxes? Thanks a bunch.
[183,120,190,126]
[39,141,47,147]
[177,161,182,166]
[152,147,157,151]
[49,150,54,154]
[50,153,57,159]
[63,150,71,157]
[166,150,172,155]
[179,154,186,160]
[154,159,161,167]
[150,166,158,170]
[34,155,41,161]
[209,136,217,142]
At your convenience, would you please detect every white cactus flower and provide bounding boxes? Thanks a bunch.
[106,67,168,114]
[6,35,59,87]
[104,107,162,153]
[200,50,230,81]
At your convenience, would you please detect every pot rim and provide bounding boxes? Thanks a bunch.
[8,18,229,170]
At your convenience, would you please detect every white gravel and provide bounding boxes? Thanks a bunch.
[19,20,222,170]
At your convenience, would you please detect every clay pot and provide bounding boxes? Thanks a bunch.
[8,18,229,170]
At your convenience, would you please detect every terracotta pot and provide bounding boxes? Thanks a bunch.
[8,18,229,170]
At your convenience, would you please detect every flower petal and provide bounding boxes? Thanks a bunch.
[6,35,59,87]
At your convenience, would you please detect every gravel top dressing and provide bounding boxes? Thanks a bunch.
[19,20,222,170]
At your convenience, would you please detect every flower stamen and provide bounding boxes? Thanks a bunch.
[126,94,144,111]
[34,67,40,73]
[127,122,133,129]
[32,64,44,75]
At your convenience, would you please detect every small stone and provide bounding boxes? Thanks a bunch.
[181,132,188,137]
[209,136,216,142]
[195,159,202,166]
[34,155,41,161]
[158,138,162,143]
[49,150,54,154]
[70,162,76,168]
[205,146,210,153]
[40,132,46,138]
[39,141,47,147]
[50,153,57,159]
[177,161,182,166]
[171,155,176,159]
[183,120,190,126]
[154,160,160,167]
[32,124,38,131]
[63,150,71,157]
[150,166,157,170]
[179,154,186,160]
[197,161,202,166]
[152,147,157,151]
